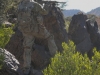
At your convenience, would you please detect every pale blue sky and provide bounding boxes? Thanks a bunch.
[51,0,100,13]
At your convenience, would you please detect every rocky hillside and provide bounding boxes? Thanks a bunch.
[62,9,82,17]
[63,7,100,18]
[87,7,100,16]
[1,11,100,75]
[96,17,100,28]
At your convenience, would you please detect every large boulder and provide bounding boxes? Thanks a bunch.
[0,48,23,75]
[68,13,93,54]
[86,19,100,50]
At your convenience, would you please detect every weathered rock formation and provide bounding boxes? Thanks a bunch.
[5,4,68,75]
[86,19,100,50]
[5,29,51,71]
[43,6,68,52]
[68,13,93,54]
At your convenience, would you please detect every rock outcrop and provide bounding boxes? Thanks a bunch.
[0,48,23,75]
[86,19,100,50]
[5,29,50,70]
[68,13,93,54]
[0,48,44,75]
[5,4,68,75]
[43,6,68,52]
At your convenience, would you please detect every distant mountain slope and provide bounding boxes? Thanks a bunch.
[87,7,100,16]
[96,17,100,28]
[62,9,82,17]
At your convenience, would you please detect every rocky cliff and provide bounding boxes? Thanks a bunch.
[5,4,69,75]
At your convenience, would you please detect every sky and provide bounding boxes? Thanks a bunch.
[51,0,100,13]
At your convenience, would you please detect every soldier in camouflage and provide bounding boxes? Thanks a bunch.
[17,0,58,75]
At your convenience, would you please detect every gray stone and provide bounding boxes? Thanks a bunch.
[68,13,93,54]
[0,48,23,75]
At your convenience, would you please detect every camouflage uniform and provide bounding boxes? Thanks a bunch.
[17,0,57,74]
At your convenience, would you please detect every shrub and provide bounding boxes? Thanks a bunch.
[43,41,100,75]
[65,21,70,32]
[0,24,14,69]
[0,53,4,69]
[0,24,14,48]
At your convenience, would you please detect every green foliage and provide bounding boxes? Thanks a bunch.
[43,41,100,75]
[64,16,72,32]
[0,0,13,16]
[0,24,14,69]
[65,21,70,32]
[65,16,72,22]
[0,0,19,14]
[0,0,20,23]
[0,54,4,69]
[0,24,14,48]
